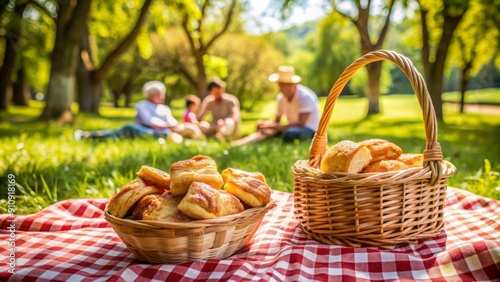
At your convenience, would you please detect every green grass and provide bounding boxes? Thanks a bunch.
[1,91,499,214]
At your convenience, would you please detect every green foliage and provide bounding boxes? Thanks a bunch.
[1,92,499,215]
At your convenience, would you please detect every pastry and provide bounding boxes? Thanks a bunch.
[132,194,162,220]
[140,191,192,222]
[107,179,165,218]
[397,153,423,167]
[320,140,372,173]
[178,181,244,219]
[358,139,402,161]
[219,190,245,216]
[137,165,171,190]
[178,181,221,219]
[224,177,271,207]
[169,155,224,196]
[364,160,409,173]
[221,167,266,183]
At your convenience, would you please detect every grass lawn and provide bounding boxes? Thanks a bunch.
[1,91,499,214]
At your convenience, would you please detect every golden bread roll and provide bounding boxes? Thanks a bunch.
[219,190,245,216]
[169,155,224,196]
[132,194,162,220]
[137,165,171,190]
[221,167,266,183]
[320,140,372,173]
[140,192,192,222]
[224,177,271,207]
[178,181,222,219]
[358,139,402,161]
[107,179,165,218]
[364,160,409,173]
[397,153,423,167]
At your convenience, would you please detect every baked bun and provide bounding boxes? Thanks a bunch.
[219,190,245,216]
[397,153,423,167]
[364,160,409,173]
[169,155,224,196]
[140,192,192,222]
[358,139,402,161]
[224,177,271,208]
[137,165,171,190]
[177,181,221,219]
[320,140,372,173]
[132,194,162,220]
[221,167,266,183]
[107,179,165,218]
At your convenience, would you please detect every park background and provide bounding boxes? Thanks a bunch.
[0,0,499,214]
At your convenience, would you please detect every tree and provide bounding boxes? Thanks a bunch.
[417,0,470,120]
[449,0,499,113]
[279,0,395,115]
[0,1,28,110]
[39,0,92,121]
[76,0,152,114]
[177,0,240,97]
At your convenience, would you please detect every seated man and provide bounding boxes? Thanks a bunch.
[197,78,241,141]
[74,81,183,143]
[233,65,320,146]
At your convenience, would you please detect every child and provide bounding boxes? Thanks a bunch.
[179,95,204,139]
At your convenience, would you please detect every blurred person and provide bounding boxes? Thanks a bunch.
[177,94,204,139]
[232,65,320,146]
[197,78,241,141]
[74,81,183,143]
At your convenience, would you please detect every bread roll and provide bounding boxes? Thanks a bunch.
[169,155,224,196]
[178,181,219,219]
[219,190,245,216]
[358,139,402,161]
[397,153,423,167]
[107,179,165,218]
[137,165,171,190]
[221,167,266,183]
[178,181,244,219]
[224,177,271,208]
[320,140,372,173]
[140,192,192,222]
[132,194,162,220]
[364,160,409,173]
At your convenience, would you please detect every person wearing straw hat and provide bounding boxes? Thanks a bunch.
[197,78,241,141]
[232,65,320,146]
[73,81,183,143]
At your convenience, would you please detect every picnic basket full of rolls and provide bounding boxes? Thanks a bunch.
[291,50,456,248]
[104,155,276,264]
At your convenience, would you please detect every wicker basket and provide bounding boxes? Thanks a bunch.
[291,50,457,248]
[104,200,276,264]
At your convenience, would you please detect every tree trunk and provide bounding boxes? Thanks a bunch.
[0,3,27,110]
[366,62,382,114]
[459,61,472,113]
[12,67,30,106]
[77,0,152,113]
[40,0,92,121]
[419,0,469,121]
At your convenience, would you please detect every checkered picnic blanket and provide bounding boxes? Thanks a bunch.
[1,187,499,282]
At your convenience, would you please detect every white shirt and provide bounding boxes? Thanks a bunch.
[135,100,177,134]
[276,84,320,132]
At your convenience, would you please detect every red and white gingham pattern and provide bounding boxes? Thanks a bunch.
[1,188,499,282]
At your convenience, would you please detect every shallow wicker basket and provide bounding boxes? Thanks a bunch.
[291,50,457,248]
[104,201,276,264]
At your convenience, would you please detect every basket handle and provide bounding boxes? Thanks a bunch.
[308,50,443,184]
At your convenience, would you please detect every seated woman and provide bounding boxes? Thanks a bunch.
[74,81,183,143]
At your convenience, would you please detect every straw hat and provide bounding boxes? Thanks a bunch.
[268,65,301,84]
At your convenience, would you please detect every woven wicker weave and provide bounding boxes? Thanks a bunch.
[105,200,276,264]
[291,50,456,248]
